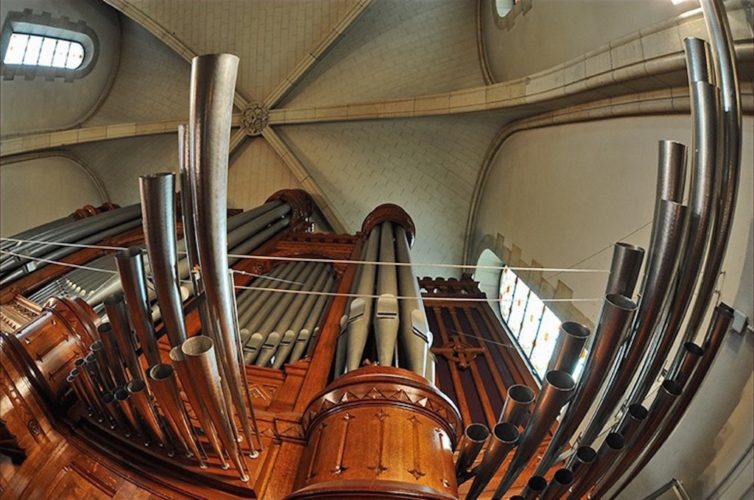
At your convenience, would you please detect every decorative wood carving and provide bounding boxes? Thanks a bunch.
[360,203,416,246]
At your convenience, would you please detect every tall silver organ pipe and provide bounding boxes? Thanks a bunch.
[345,225,380,372]
[628,38,717,405]
[139,173,188,348]
[374,222,400,367]
[188,53,255,453]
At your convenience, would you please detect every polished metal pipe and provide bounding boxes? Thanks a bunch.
[182,336,248,481]
[238,262,303,330]
[541,468,574,500]
[90,341,115,392]
[565,446,597,479]
[455,423,490,483]
[139,172,188,347]
[493,370,576,498]
[629,49,717,404]
[616,403,648,442]
[68,370,94,416]
[567,432,625,499]
[521,476,547,500]
[103,294,142,380]
[188,53,254,453]
[498,384,535,428]
[466,422,520,500]
[395,225,430,375]
[669,341,704,387]
[148,364,205,466]
[375,222,399,367]
[114,386,144,439]
[126,379,173,451]
[75,358,106,422]
[346,226,381,371]
[303,274,335,357]
[169,346,229,469]
[604,242,645,298]
[254,331,282,367]
[115,247,160,366]
[590,380,683,499]
[547,322,590,375]
[84,352,107,394]
[579,200,687,447]
[97,322,128,387]
[102,391,130,432]
[253,263,318,343]
[289,267,331,363]
[534,294,636,476]
[609,304,734,497]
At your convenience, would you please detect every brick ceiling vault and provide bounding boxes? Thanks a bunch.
[0,1,751,272]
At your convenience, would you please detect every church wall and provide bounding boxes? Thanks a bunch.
[0,0,120,137]
[472,114,753,497]
[0,155,105,236]
[480,0,696,82]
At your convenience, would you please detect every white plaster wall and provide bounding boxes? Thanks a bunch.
[0,156,104,236]
[481,0,694,81]
[473,115,753,498]
[0,0,120,136]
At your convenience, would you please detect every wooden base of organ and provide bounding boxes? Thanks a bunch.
[1,197,541,499]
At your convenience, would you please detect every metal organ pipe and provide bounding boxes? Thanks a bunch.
[375,222,400,367]
[533,293,637,476]
[188,53,255,453]
[566,432,625,500]
[139,172,188,347]
[466,422,520,500]
[546,321,590,375]
[541,468,574,500]
[455,423,490,483]
[492,370,576,498]
[628,38,717,405]
[345,225,380,372]
[126,379,173,452]
[498,384,535,428]
[578,199,687,447]
[604,242,645,298]
[115,247,161,366]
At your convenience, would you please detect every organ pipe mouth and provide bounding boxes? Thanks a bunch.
[508,384,535,404]
[546,370,576,392]
[605,293,637,311]
[553,468,573,485]
[494,421,520,444]
[148,363,174,381]
[575,446,597,464]
[627,403,649,421]
[465,423,490,443]
[182,335,213,356]
[562,322,590,339]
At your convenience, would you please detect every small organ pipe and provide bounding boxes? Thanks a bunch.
[126,379,173,452]
[498,384,535,428]
[103,294,142,380]
[466,422,520,500]
[547,321,590,375]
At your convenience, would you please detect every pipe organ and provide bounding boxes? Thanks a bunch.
[0,1,743,498]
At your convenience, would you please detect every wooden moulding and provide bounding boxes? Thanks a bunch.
[289,365,462,499]
[360,203,416,246]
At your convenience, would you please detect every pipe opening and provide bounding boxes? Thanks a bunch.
[142,172,174,180]
[615,242,643,252]
[114,388,129,401]
[465,423,490,442]
[74,358,85,368]
[90,340,103,351]
[97,322,112,334]
[717,303,735,316]
[84,353,96,363]
[628,404,649,420]
[182,336,213,356]
[104,293,124,305]
[494,422,520,443]
[554,468,574,485]
[546,370,576,391]
[606,293,637,311]
[684,342,704,356]
[149,363,174,381]
[70,369,79,376]
[508,384,535,404]
[605,432,625,449]
[168,346,185,362]
[102,392,114,404]
[127,380,146,393]
[66,375,75,383]
[528,476,547,491]
[561,321,590,339]
[576,446,597,463]
[662,379,683,396]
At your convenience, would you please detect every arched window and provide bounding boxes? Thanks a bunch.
[1,10,98,81]
[499,266,586,380]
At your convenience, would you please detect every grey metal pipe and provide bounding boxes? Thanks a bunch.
[604,242,645,298]
[227,217,290,267]
[139,172,188,348]
[90,341,115,392]
[303,274,335,357]
[674,0,742,369]
[126,379,173,451]
[493,370,577,498]
[521,476,547,500]
[345,226,381,371]
[235,262,290,318]
[541,468,574,500]
[547,321,590,375]
[466,422,520,500]
[103,293,142,380]
[533,294,637,476]
[498,384,535,428]
[629,48,717,404]
[375,222,399,367]
[566,433,625,499]
[115,247,160,366]
[394,225,430,375]
[289,267,331,363]
[669,341,704,387]
[455,423,490,483]
[578,199,687,447]
[241,261,307,333]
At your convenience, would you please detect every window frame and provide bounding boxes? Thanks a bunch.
[1,10,98,81]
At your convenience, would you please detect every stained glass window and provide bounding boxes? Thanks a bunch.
[3,33,85,69]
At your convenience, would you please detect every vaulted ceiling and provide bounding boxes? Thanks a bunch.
[1,0,751,277]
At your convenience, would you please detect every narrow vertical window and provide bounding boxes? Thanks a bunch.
[3,33,85,70]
